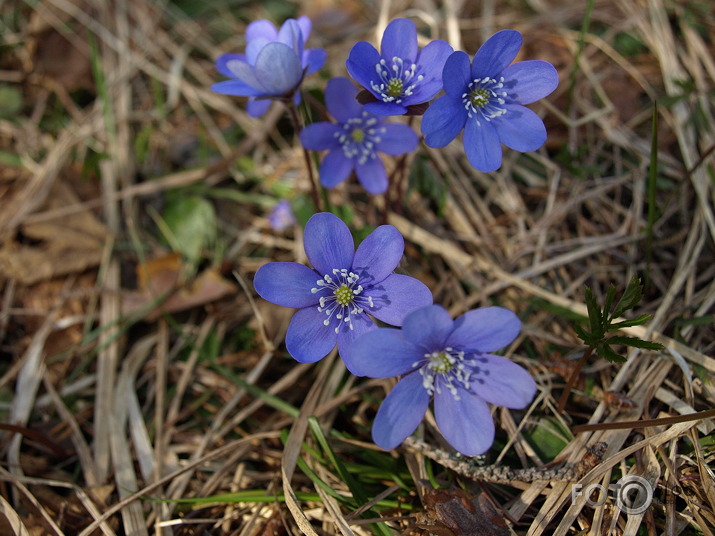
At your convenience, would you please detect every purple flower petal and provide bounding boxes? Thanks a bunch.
[446,306,521,352]
[296,16,312,40]
[501,60,559,104]
[318,150,354,188]
[372,372,431,450]
[381,18,418,61]
[421,95,467,148]
[217,57,265,90]
[375,124,419,155]
[364,101,408,116]
[300,122,342,151]
[278,19,304,57]
[415,39,454,82]
[346,41,382,89]
[325,77,362,123]
[407,78,444,103]
[216,53,247,77]
[492,104,547,152]
[470,355,536,409]
[336,313,377,360]
[253,42,303,95]
[463,119,502,172]
[285,306,337,363]
[352,225,404,283]
[246,20,277,42]
[342,328,419,377]
[253,262,320,308]
[246,98,272,117]
[304,48,327,74]
[471,29,522,80]
[210,80,266,97]
[401,305,454,351]
[409,40,453,102]
[246,37,270,65]
[441,51,472,98]
[434,388,495,456]
[304,212,355,275]
[355,157,388,194]
[365,274,433,327]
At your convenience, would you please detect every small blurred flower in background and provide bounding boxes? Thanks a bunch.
[211,16,327,117]
[268,200,296,232]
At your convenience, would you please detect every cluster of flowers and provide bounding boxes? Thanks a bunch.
[212,17,559,193]
[213,17,548,455]
[253,213,536,456]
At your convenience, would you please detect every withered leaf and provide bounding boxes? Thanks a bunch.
[416,488,511,536]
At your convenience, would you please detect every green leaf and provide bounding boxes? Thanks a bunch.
[0,86,23,119]
[596,342,627,363]
[608,314,652,330]
[612,275,644,319]
[573,322,599,346]
[603,284,617,320]
[607,336,664,351]
[524,417,572,461]
[584,286,604,338]
[161,194,217,263]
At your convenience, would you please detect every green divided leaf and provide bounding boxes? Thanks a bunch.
[612,275,645,319]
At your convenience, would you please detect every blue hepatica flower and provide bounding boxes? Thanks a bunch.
[254,212,433,363]
[211,16,327,117]
[299,77,419,194]
[421,30,559,172]
[346,18,453,116]
[344,305,537,456]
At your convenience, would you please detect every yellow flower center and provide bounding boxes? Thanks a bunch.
[469,88,490,108]
[350,128,365,143]
[428,351,454,374]
[334,284,354,306]
[386,78,404,97]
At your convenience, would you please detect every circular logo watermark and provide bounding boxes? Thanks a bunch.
[615,475,653,515]
[571,474,654,515]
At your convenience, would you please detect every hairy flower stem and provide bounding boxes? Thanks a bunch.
[287,102,322,211]
[557,345,594,413]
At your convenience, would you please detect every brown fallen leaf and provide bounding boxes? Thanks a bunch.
[0,180,108,285]
[122,253,237,320]
[415,488,511,536]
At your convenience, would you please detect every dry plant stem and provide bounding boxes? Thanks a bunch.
[287,102,322,212]
[556,346,594,413]
[572,407,715,433]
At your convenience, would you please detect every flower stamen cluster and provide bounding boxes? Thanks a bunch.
[312,269,375,333]
[416,347,471,399]
[371,57,423,104]
[462,77,507,125]
[334,113,386,165]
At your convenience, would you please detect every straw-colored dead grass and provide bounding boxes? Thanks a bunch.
[0,0,713,534]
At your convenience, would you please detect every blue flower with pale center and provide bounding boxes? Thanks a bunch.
[346,18,453,116]
[344,305,536,456]
[211,16,327,117]
[253,213,433,363]
[299,77,419,194]
[421,30,559,172]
